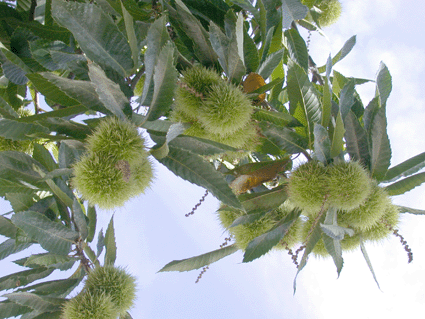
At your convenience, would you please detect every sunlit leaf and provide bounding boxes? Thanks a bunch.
[159,147,243,210]
[383,152,425,183]
[317,36,356,73]
[11,211,78,255]
[375,62,392,107]
[284,29,308,71]
[104,215,117,265]
[385,172,425,196]
[370,107,391,180]
[159,244,239,272]
[260,121,308,154]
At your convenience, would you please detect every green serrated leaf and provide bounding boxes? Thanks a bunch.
[385,172,425,196]
[104,216,117,265]
[24,253,77,271]
[138,16,170,107]
[257,48,284,79]
[398,206,425,215]
[343,111,370,166]
[0,216,18,238]
[32,144,58,172]
[0,47,30,85]
[287,59,321,147]
[281,0,308,29]
[0,238,32,261]
[375,62,392,107]
[284,29,308,71]
[317,36,356,73]
[88,62,128,120]
[383,152,425,182]
[3,292,64,313]
[243,209,301,263]
[121,0,139,73]
[0,300,32,319]
[243,24,260,73]
[294,212,326,293]
[239,184,288,214]
[330,111,345,158]
[313,123,331,164]
[147,41,177,121]
[6,193,35,213]
[209,22,245,82]
[11,211,78,255]
[370,107,391,180]
[360,238,381,289]
[159,244,238,272]
[72,198,88,240]
[159,147,243,210]
[52,0,133,76]
[0,267,53,291]
[87,205,96,243]
[252,108,300,127]
[339,79,355,119]
[259,121,308,154]
[0,119,49,141]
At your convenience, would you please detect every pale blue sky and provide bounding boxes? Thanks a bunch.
[2,1,425,318]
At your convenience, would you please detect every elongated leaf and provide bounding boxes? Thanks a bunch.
[32,144,58,173]
[321,55,332,127]
[313,123,331,164]
[147,42,177,120]
[0,47,30,85]
[284,29,308,71]
[121,0,138,72]
[58,140,85,169]
[330,111,345,158]
[281,0,308,29]
[375,62,392,107]
[209,22,245,82]
[52,0,133,76]
[339,79,355,119]
[0,239,32,261]
[159,147,243,210]
[3,292,63,313]
[385,172,425,196]
[259,122,308,154]
[360,238,380,289]
[343,111,370,166]
[398,206,425,215]
[138,16,170,107]
[287,59,321,146]
[370,107,391,180]
[0,267,53,291]
[37,72,109,114]
[88,62,128,120]
[104,216,117,266]
[383,152,425,182]
[0,151,47,184]
[322,234,343,276]
[167,0,217,65]
[317,36,356,73]
[72,198,88,240]
[252,108,301,127]
[243,24,260,73]
[230,212,267,228]
[0,216,18,238]
[294,212,326,293]
[259,26,275,65]
[87,205,96,243]
[257,48,284,79]
[11,211,79,255]
[0,178,39,196]
[97,229,105,257]
[159,244,238,272]
[6,193,35,213]
[18,278,82,298]
[243,209,301,262]
[24,253,77,271]
[0,300,32,319]
[0,119,49,141]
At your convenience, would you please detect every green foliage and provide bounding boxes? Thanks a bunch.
[0,0,424,316]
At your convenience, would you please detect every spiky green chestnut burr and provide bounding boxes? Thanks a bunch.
[287,161,328,214]
[326,161,372,211]
[72,117,153,209]
[61,292,118,319]
[361,203,400,242]
[338,183,390,230]
[84,265,137,316]
[173,66,222,118]
[316,0,342,27]
[197,82,253,136]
